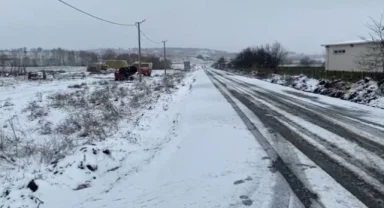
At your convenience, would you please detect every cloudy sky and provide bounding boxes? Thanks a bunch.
[1,0,383,53]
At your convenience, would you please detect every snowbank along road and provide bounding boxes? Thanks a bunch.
[206,68,384,208]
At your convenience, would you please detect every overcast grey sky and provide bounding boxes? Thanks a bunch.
[1,0,383,53]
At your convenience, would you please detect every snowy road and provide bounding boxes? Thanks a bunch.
[76,67,303,208]
[206,68,384,208]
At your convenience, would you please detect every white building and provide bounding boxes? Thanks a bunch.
[322,40,382,72]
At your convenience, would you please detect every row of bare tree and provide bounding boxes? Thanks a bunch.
[0,48,98,67]
[0,48,171,69]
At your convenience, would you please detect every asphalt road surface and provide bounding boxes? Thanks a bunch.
[206,68,384,208]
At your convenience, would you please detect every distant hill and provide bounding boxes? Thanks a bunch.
[87,48,324,63]
[89,48,236,61]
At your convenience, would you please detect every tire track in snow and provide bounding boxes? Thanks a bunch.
[216,76,384,186]
[205,70,315,208]
[207,70,384,208]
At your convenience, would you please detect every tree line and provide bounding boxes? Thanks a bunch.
[213,42,289,70]
[0,48,171,69]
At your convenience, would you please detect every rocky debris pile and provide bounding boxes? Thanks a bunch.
[313,79,350,98]
[311,77,381,105]
[343,77,379,104]
[220,68,384,108]
[290,75,319,92]
[266,74,286,85]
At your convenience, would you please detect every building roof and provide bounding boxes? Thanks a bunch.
[321,39,384,47]
[321,40,368,47]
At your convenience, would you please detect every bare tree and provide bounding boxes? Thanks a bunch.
[102,49,117,61]
[265,42,289,68]
[300,56,313,67]
[357,14,384,72]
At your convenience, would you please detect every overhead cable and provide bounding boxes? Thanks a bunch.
[58,0,135,27]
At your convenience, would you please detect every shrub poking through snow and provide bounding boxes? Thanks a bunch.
[343,77,378,104]
[0,70,192,208]
[23,101,49,121]
[2,99,14,107]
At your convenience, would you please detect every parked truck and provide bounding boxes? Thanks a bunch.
[184,61,191,70]
[86,62,107,73]
[133,62,153,76]
[104,60,129,69]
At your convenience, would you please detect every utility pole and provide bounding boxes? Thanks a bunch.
[162,40,167,76]
[136,19,146,82]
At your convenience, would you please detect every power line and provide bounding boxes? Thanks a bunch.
[140,29,163,44]
[57,0,135,27]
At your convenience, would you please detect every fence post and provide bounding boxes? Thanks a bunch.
[312,69,314,79]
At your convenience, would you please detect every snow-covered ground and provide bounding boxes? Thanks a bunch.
[78,67,287,208]
[4,64,382,208]
[1,65,292,208]
[0,69,195,208]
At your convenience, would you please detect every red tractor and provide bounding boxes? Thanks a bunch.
[114,66,138,81]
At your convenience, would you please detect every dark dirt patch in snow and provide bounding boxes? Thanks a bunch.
[239,195,249,199]
[2,100,14,107]
[245,176,252,181]
[86,164,98,172]
[233,180,245,185]
[73,183,91,191]
[107,166,120,172]
[242,199,253,206]
[102,149,111,155]
[27,180,38,192]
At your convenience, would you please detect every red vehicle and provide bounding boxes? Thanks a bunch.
[133,62,153,76]
[114,66,137,81]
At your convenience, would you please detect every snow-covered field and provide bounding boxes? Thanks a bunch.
[0,68,194,208]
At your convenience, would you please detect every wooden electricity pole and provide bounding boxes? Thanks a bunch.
[136,19,146,82]
[163,40,167,76]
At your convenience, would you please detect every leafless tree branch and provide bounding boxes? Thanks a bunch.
[356,14,384,72]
